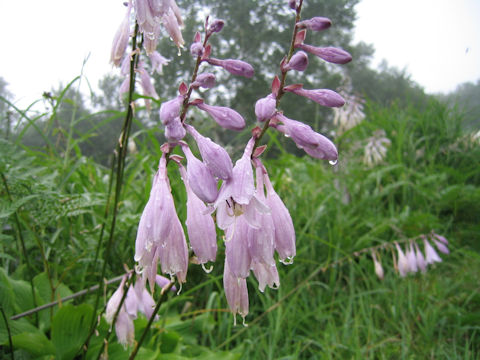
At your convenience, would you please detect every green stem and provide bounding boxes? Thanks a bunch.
[128,282,175,360]
[0,306,14,360]
[0,172,38,326]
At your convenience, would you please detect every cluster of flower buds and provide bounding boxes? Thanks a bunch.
[110,0,185,107]
[372,232,450,280]
[105,274,175,346]
[363,129,391,167]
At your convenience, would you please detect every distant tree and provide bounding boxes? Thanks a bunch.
[0,77,16,139]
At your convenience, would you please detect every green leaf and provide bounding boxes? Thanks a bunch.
[0,318,38,345]
[11,331,55,357]
[51,303,94,360]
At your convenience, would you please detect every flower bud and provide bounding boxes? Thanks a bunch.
[297,17,331,31]
[208,19,225,34]
[284,84,345,107]
[195,101,246,131]
[159,96,184,125]
[164,117,186,142]
[206,58,254,78]
[255,94,276,122]
[190,42,204,57]
[297,44,352,64]
[110,2,132,67]
[190,73,216,89]
[282,51,309,72]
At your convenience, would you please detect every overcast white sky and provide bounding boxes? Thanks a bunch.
[0,0,479,108]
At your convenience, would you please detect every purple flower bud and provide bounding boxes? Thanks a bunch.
[223,260,249,325]
[164,117,186,142]
[433,239,449,254]
[185,124,233,180]
[296,17,332,32]
[275,113,320,148]
[190,42,204,57]
[195,101,246,131]
[297,44,352,64]
[302,134,338,162]
[263,170,296,263]
[208,19,225,34]
[106,276,126,324]
[206,58,254,78]
[251,261,280,292]
[424,238,442,264]
[180,143,218,203]
[159,96,184,125]
[283,51,309,72]
[178,166,217,264]
[191,72,216,89]
[288,0,297,10]
[255,94,276,122]
[138,65,158,98]
[433,232,448,245]
[284,85,345,107]
[155,274,176,292]
[116,311,135,346]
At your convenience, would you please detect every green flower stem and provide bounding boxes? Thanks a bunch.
[0,306,14,360]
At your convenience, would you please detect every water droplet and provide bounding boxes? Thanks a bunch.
[280,256,294,265]
[329,159,338,166]
[135,264,144,274]
[161,242,166,248]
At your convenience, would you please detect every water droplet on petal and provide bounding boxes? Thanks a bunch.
[329,159,338,165]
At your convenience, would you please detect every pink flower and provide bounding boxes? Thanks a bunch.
[424,238,442,264]
[296,17,332,32]
[395,243,410,277]
[282,51,309,72]
[205,58,254,78]
[255,94,277,122]
[195,101,246,131]
[284,84,345,107]
[110,2,132,67]
[251,261,280,292]
[223,260,249,326]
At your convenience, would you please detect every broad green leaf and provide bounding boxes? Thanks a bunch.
[11,331,55,357]
[51,303,94,360]
[0,318,39,345]
[0,268,15,316]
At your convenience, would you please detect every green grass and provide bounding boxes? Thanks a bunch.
[0,96,479,359]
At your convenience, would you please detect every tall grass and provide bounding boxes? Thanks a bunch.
[0,92,479,359]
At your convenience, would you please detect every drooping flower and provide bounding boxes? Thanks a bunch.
[180,142,218,203]
[395,243,410,277]
[149,51,170,74]
[406,242,418,273]
[371,251,384,280]
[110,1,132,67]
[160,96,184,125]
[225,216,252,279]
[363,130,391,167]
[251,260,280,292]
[185,124,233,180]
[223,260,249,326]
[424,237,442,264]
[414,242,427,273]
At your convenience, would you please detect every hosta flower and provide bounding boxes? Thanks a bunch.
[223,261,249,326]
[333,89,365,134]
[406,242,418,273]
[225,216,252,278]
[195,101,246,131]
[164,117,186,142]
[363,130,391,167]
[424,237,442,264]
[395,243,410,277]
[180,142,218,203]
[190,72,216,89]
[149,51,170,74]
[371,251,384,280]
[160,96,184,125]
[110,1,132,67]
[251,261,280,292]
[185,124,233,180]
[414,242,427,273]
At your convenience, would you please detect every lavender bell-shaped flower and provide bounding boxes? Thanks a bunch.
[255,94,276,122]
[149,51,170,74]
[406,242,418,273]
[251,261,280,292]
[180,142,218,203]
[263,168,296,263]
[284,84,345,107]
[424,237,442,264]
[110,1,132,67]
[225,216,252,279]
[223,260,249,326]
[105,277,135,347]
[205,58,254,78]
[414,242,427,273]
[179,165,217,267]
[195,100,246,131]
[165,117,186,142]
[432,234,450,254]
[185,124,233,180]
[395,243,410,277]
[371,251,384,280]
